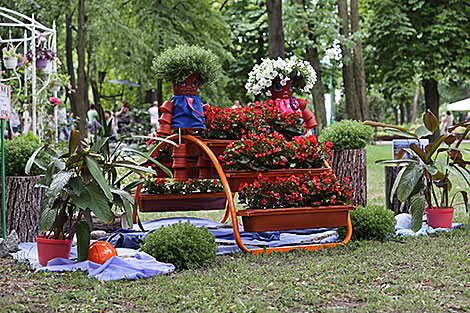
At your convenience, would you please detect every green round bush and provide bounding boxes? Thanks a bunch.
[4,133,43,176]
[337,205,396,241]
[141,221,218,270]
[153,45,219,85]
[319,120,373,150]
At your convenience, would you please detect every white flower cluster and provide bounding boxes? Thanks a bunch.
[245,56,317,96]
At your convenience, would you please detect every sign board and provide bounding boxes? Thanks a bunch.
[0,84,11,120]
[393,139,429,164]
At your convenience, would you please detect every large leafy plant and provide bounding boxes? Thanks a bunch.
[364,111,470,231]
[26,109,173,262]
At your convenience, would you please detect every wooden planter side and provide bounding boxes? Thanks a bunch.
[0,176,44,242]
[331,149,367,207]
[238,205,355,232]
[203,139,236,158]
[138,192,227,212]
[225,168,331,191]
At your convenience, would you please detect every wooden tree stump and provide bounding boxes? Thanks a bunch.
[385,166,410,214]
[0,176,45,242]
[331,149,367,207]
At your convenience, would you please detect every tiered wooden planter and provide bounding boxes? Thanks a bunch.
[137,193,227,212]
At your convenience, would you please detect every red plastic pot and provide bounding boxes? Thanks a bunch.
[425,207,454,229]
[36,235,73,266]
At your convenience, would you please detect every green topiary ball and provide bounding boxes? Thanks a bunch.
[337,205,396,241]
[4,133,43,176]
[153,45,219,86]
[319,120,373,150]
[141,221,218,271]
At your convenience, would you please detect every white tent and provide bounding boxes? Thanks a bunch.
[447,98,470,112]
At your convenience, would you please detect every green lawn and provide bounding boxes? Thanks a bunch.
[1,144,470,312]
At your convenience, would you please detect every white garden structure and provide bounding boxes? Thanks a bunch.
[0,7,58,140]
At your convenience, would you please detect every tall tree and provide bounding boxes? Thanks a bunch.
[76,0,88,140]
[266,0,285,58]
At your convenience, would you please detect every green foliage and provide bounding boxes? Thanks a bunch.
[141,222,217,271]
[319,120,374,150]
[337,205,396,241]
[4,133,42,176]
[153,45,219,85]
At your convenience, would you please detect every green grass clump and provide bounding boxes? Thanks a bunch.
[338,204,396,241]
[153,44,219,85]
[319,119,374,150]
[141,221,218,270]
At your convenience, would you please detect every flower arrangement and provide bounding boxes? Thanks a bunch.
[245,56,317,97]
[142,178,224,194]
[2,46,20,60]
[220,132,332,171]
[203,100,307,140]
[49,96,59,106]
[153,44,219,85]
[26,46,56,62]
[238,171,354,210]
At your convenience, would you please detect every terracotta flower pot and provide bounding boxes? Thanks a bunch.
[138,193,227,212]
[159,112,173,125]
[157,123,171,136]
[160,100,174,113]
[172,144,187,158]
[172,74,199,95]
[36,235,73,266]
[302,109,319,129]
[426,207,454,229]
[238,205,355,232]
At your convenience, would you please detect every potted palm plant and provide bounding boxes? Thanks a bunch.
[364,111,470,231]
[26,108,168,266]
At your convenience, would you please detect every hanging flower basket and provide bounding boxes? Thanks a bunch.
[36,58,47,69]
[238,205,355,232]
[4,57,18,69]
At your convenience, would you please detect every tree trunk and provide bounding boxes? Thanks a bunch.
[337,0,361,120]
[331,149,367,207]
[393,105,399,125]
[423,78,440,142]
[76,0,88,141]
[412,85,419,123]
[156,79,163,106]
[385,166,411,214]
[266,0,285,59]
[399,102,405,125]
[91,80,99,107]
[405,101,412,124]
[0,176,45,242]
[65,2,78,117]
[305,46,326,134]
[350,0,368,120]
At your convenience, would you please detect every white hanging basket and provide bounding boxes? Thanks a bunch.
[4,57,18,69]
[42,62,53,74]
[50,85,60,93]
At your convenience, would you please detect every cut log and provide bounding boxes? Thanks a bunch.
[331,149,367,207]
[385,166,410,214]
[0,176,45,242]
[91,212,129,232]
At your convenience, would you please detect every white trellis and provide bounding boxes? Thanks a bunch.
[0,7,57,140]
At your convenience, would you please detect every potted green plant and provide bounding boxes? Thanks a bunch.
[2,46,20,69]
[319,120,374,206]
[237,171,355,232]
[26,109,169,265]
[364,111,470,231]
[48,72,71,92]
[137,178,226,212]
[220,131,332,191]
[153,44,219,136]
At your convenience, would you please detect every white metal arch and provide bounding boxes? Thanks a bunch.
[0,7,57,139]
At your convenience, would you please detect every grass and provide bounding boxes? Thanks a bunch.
[1,144,470,312]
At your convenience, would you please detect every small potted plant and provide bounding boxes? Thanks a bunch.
[2,46,20,69]
[364,111,470,231]
[319,120,374,207]
[137,178,227,212]
[220,131,332,190]
[49,72,71,92]
[26,113,168,265]
[245,56,318,129]
[26,46,56,69]
[237,171,355,232]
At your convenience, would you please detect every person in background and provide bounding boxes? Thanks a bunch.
[446,111,454,130]
[104,110,118,140]
[148,101,160,134]
[10,105,22,136]
[87,104,99,124]
[57,101,70,140]
[116,100,131,134]
[440,112,448,135]
[231,100,241,109]
[465,112,470,122]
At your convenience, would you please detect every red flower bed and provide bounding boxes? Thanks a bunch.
[238,171,354,210]
[220,132,332,171]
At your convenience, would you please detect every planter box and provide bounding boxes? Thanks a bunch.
[138,192,227,212]
[203,139,237,158]
[225,168,331,192]
[238,205,355,232]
